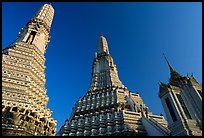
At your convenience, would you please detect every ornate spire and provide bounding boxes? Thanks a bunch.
[89,35,124,91]
[32,3,54,28]
[98,33,109,54]
[59,35,169,136]
[11,3,55,54]
[163,54,183,86]
[163,53,174,73]
[2,3,56,136]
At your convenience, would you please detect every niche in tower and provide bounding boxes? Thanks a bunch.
[26,31,36,44]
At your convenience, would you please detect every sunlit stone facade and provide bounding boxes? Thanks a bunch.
[159,57,202,136]
[2,3,56,136]
[58,35,170,136]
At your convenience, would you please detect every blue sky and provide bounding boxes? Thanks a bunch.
[2,2,202,132]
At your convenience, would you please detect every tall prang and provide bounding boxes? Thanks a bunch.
[159,55,202,136]
[2,3,56,136]
[58,34,170,136]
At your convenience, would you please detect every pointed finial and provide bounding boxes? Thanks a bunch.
[159,81,166,86]
[187,73,189,77]
[158,81,162,85]
[100,32,103,36]
[191,73,194,77]
[163,53,174,73]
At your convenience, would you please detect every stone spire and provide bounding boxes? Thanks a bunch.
[163,54,182,85]
[10,3,54,54]
[98,33,110,54]
[2,3,56,136]
[32,3,54,29]
[163,53,174,73]
[89,34,124,91]
[58,35,169,136]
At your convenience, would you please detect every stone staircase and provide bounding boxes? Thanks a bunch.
[123,111,147,136]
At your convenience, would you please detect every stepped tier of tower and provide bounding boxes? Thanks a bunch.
[58,35,169,136]
[2,4,56,136]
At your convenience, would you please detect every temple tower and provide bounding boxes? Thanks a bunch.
[159,56,202,136]
[2,3,56,136]
[58,34,170,136]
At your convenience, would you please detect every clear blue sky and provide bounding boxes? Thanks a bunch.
[2,2,202,132]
